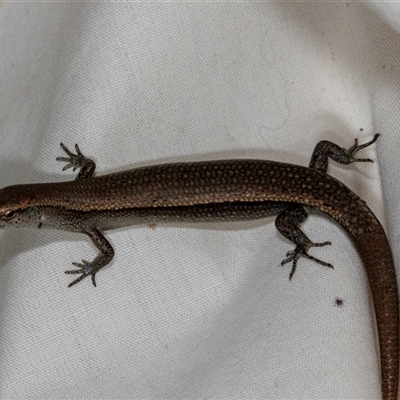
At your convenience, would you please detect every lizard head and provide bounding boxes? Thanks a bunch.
[0,184,40,228]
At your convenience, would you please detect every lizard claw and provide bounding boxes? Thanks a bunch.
[281,241,333,280]
[57,143,87,172]
[345,133,380,164]
[65,259,97,287]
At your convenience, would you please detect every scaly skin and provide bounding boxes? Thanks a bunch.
[0,138,396,399]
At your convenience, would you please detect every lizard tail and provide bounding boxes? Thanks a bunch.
[352,228,399,400]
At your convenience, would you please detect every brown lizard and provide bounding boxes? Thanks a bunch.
[0,134,397,399]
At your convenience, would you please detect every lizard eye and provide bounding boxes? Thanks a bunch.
[4,210,16,220]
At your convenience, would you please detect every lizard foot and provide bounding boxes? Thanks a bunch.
[281,241,333,280]
[65,259,97,288]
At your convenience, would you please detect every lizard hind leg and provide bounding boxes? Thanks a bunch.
[275,205,333,280]
[278,134,380,279]
[309,133,379,172]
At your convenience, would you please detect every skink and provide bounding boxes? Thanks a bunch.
[0,135,397,399]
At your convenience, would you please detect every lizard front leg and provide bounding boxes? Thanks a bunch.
[65,227,115,288]
[56,143,96,180]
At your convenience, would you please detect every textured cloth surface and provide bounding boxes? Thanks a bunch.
[0,3,400,399]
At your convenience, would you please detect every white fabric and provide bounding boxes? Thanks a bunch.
[0,3,399,399]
